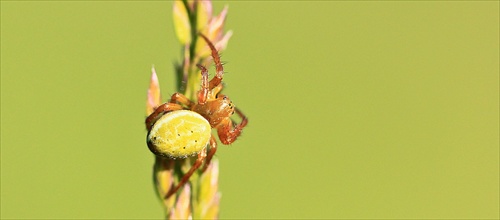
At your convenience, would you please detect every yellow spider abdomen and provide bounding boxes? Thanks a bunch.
[147,110,211,158]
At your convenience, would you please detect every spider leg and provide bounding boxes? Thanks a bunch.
[164,147,207,199]
[196,64,209,105]
[212,83,224,98]
[202,136,218,172]
[199,34,224,90]
[145,103,183,131]
[169,92,194,108]
[217,107,248,145]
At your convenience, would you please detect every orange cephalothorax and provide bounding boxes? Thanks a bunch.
[193,95,235,127]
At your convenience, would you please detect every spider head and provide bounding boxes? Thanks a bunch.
[195,94,235,127]
[216,94,235,115]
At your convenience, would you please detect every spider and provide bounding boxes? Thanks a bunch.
[145,34,248,199]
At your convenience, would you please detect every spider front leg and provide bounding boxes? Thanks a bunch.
[199,34,225,90]
[217,107,248,145]
[164,147,207,199]
[196,64,210,105]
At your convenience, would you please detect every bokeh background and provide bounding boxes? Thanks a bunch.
[1,1,498,219]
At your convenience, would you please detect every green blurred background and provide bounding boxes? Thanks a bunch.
[1,1,498,219]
